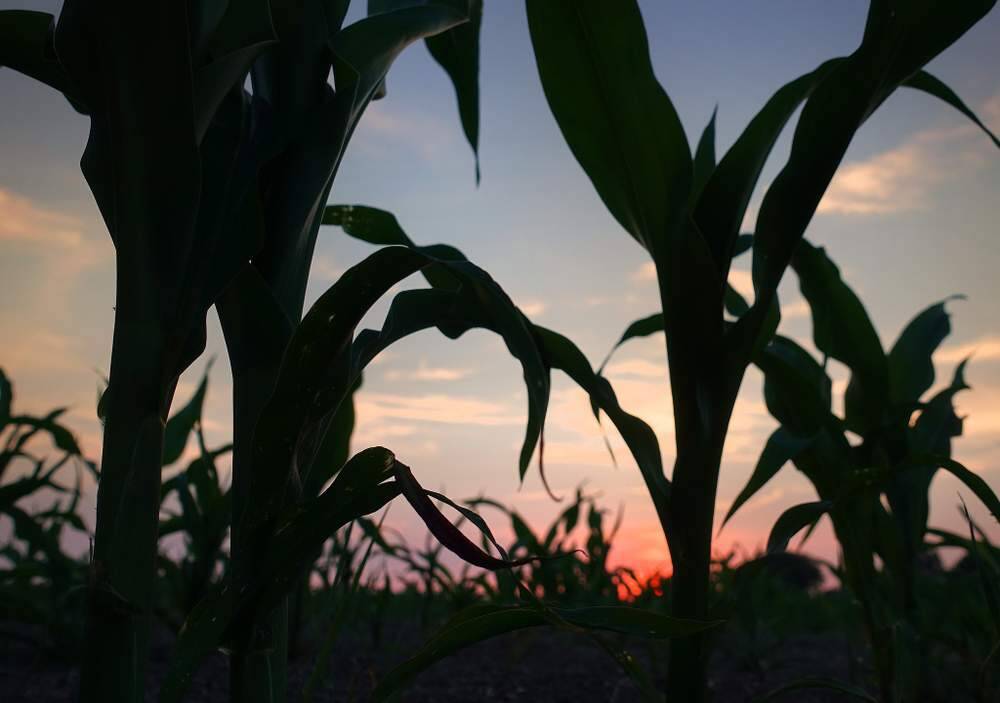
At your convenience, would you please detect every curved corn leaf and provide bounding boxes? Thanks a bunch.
[791,240,887,434]
[888,296,962,406]
[534,326,672,538]
[903,70,1000,149]
[733,233,754,257]
[767,500,832,554]
[323,204,466,290]
[599,313,665,372]
[394,462,535,570]
[241,246,548,555]
[332,4,467,128]
[0,11,82,107]
[525,0,691,253]
[754,676,877,702]
[162,449,402,703]
[374,602,718,700]
[908,454,1000,523]
[722,427,814,528]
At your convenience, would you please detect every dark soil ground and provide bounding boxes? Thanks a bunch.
[2,620,871,702]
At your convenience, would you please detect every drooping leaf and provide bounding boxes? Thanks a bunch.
[0,11,82,107]
[425,0,483,181]
[767,501,832,554]
[903,70,1000,149]
[722,427,814,528]
[599,313,665,372]
[908,454,1000,523]
[909,359,969,455]
[526,0,691,253]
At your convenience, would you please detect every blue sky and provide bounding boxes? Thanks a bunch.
[2,1,999,574]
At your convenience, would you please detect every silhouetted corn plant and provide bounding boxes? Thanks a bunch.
[722,242,1000,701]
[1,2,486,700]
[0,367,93,657]
[524,1,999,700]
[323,205,725,702]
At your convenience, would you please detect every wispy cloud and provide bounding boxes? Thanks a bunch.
[818,94,999,216]
[384,361,474,382]
[604,358,664,379]
[356,392,521,427]
[631,261,657,283]
[0,188,84,247]
[520,300,547,317]
[936,335,1000,363]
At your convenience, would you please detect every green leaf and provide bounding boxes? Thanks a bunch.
[767,501,832,554]
[747,2,994,364]
[754,676,878,702]
[243,246,548,553]
[162,362,213,466]
[691,108,717,202]
[526,0,691,253]
[909,359,968,455]
[332,3,468,127]
[791,240,887,434]
[903,70,1000,149]
[909,454,1000,523]
[533,326,672,531]
[722,427,814,528]
[694,61,838,270]
[754,335,833,436]
[0,11,82,108]
[425,0,483,182]
[8,414,81,456]
[888,296,961,406]
[323,204,465,290]
[598,313,664,372]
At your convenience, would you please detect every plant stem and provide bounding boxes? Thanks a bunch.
[79,317,172,703]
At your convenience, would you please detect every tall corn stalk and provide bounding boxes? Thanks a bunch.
[1,2,482,701]
[525,1,999,700]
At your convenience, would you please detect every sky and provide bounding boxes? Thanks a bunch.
[2,1,999,579]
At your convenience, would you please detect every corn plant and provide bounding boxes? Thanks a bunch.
[319,205,725,702]
[721,241,1000,701]
[524,1,999,699]
[0,367,93,657]
[1,1,489,699]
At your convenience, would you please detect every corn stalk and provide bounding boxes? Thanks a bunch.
[525,1,999,700]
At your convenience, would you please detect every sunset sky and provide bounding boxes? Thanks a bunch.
[2,1,999,576]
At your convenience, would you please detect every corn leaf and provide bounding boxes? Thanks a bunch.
[767,501,832,554]
[722,428,814,528]
[525,0,691,253]
[791,240,887,434]
[888,296,961,406]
